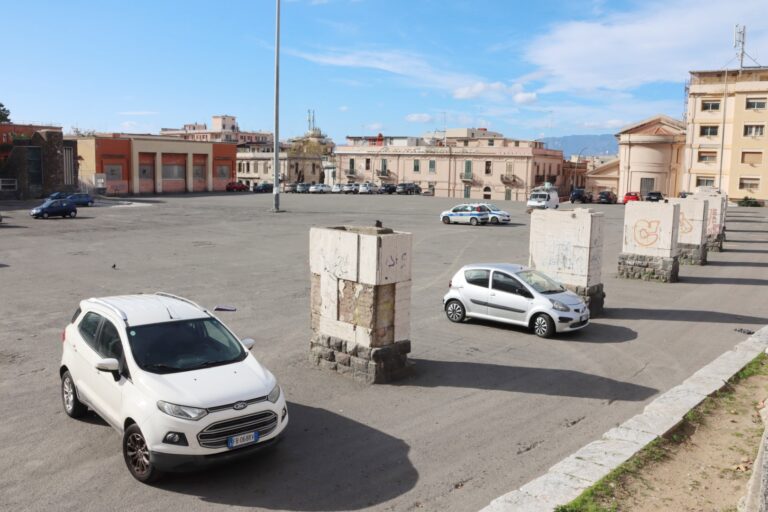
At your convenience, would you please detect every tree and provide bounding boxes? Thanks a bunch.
[0,102,9,123]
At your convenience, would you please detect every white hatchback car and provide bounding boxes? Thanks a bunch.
[309,183,331,193]
[480,203,511,224]
[443,264,589,337]
[60,293,288,483]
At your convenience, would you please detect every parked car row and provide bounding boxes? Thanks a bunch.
[49,191,96,206]
[279,182,419,195]
[622,191,665,202]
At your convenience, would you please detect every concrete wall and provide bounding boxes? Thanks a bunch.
[529,208,604,288]
[622,202,680,257]
[694,193,727,236]
[667,198,708,246]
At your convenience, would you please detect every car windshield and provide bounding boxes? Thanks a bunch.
[531,194,547,200]
[127,318,247,374]
[485,204,500,211]
[40,200,54,207]
[516,270,565,294]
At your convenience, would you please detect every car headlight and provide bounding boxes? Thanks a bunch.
[550,299,570,312]
[157,400,208,421]
[267,383,281,403]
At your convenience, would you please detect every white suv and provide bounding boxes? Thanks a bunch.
[60,293,288,483]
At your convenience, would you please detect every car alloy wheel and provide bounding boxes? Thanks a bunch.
[123,424,160,483]
[533,314,554,338]
[442,216,450,224]
[490,217,499,224]
[470,217,478,226]
[445,300,465,322]
[61,371,87,418]
[42,212,49,219]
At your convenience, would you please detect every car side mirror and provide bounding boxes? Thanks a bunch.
[214,305,237,312]
[96,358,119,372]
[241,338,256,350]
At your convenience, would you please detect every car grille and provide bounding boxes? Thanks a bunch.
[197,411,278,448]
[206,395,267,413]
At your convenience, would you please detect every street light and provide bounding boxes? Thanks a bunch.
[271,0,281,212]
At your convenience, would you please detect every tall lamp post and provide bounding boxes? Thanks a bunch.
[272,0,281,212]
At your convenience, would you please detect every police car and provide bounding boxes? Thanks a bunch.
[440,204,490,226]
[480,203,511,224]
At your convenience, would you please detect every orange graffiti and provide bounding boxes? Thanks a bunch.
[679,212,693,234]
[634,219,660,247]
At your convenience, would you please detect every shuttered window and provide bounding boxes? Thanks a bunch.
[741,152,762,165]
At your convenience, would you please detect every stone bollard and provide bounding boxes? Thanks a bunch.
[618,202,680,283]
[694,193,727,252]
[529,208,606,316]
[308,226,412,384]
[667,198,709,265]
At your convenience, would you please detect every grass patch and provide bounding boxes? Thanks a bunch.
[555,353,767,512]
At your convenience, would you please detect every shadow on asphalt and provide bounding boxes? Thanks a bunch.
[726,229,767,233]
[0,224,27,229]
[158,403,418,510]
[706,260,768,268]
[402,359,657,401]
[465,318,637,343]
[0,263,9,268]
[604,307,768,324]
[725,239,768,244]
[725,248,768,254]
[679,276,768,286]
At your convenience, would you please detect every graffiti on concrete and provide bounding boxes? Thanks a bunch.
[679,211,693,234]
[633,219,661,247]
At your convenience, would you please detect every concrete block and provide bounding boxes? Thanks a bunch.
[518,472,589,504]
[529,208,604,288]
[694,193,727,237]
[309,227,359,280]
[319,272,339,320]
[668,198,708,247]
[318,316,356,343]
[572,438,645,468]
[602,426,658,446]
[622,202,680,258]
[642,384,708,418]
[682,370,729,397]
[548,454,613,484]
[620,411,683,437]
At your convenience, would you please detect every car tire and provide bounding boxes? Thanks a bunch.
[88,201,94,207]
[490,217,499,225]
[470,217,478,226]
[442,216,451,224]
[42,212,49,219]
[69,211,77,218]
[532,314,555,338]
[123,424,162,484]
[445,300,466,323]
[555,204,559,209]
[61,370,88,419]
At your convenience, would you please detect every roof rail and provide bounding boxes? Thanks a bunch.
[89,298,129,325]
[154,292,205,312]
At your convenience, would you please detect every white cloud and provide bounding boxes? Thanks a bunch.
[453,81,514,100]
[339,105,349,112]
[117,111,157,116]
[120,121,138,130]
[523,0,768,93]
[405,113,433,123]
[513,92,537,105]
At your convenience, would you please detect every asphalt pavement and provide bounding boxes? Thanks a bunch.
[0,193,766,512]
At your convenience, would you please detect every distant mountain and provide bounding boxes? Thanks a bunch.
[539,134,618,158]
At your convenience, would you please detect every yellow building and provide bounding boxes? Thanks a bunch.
[684,67,768,201]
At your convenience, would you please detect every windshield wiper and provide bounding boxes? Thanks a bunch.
[186,360,235,371]
[143,363,183,374]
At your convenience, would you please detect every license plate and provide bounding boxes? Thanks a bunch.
[227,431,259,449]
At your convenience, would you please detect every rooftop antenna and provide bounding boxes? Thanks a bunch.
[307,109,312,132]
[733,24,761,69]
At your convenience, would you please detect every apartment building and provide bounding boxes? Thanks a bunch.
[334,128,564,201]
[161,115,273,147]
[72,133,236,195]
[684,67,768,200]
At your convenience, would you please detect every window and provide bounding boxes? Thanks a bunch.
[696,176,715,187]
[464,160,472,174]
[429,160,436,173]
[463,185,471,198]
[739,177,760,192]
[413,160,420,173]
[463,140,469,147]
[492,272,526,295]
[105,164,123,180]
[215,165,230,179]
[464,269,490,288]
[741,152,762,165]
[698,151,717,163]
[488,139,495,147]
[483,186,491,200]
[139,164,154,179]
[381,159,388,172]
[485,161,492,175]
[746,98,767,110]
[193,165,205,179]
[700,125,719,136]
[702,100,720,111]
[349,158,355,171]
[744,125,764,137]
[365,158,371,170]
[96,321,123,360]
[78,312,102,351]
[162,164,185,180]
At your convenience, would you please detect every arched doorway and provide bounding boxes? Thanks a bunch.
[483,186,492,200]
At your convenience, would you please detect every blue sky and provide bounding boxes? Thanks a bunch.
[3,0,767,143]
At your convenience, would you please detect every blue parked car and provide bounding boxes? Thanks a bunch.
[66,193,95,207]
[30,199,78,219]
[48,192,68,200]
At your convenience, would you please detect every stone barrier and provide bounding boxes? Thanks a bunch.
[694,192,727,252]
[529,208,605,316]
[309,226,412,384]
[667,198,708,265]
[618,202,680,282]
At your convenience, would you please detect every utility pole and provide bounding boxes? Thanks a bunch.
[272,0,281,212]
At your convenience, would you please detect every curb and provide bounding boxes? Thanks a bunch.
[739,396,768,511]
[481,325,768,512]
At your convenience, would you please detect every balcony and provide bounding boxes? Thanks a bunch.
[500,173,519,186]
[345,169,356,177]
[378,170,394,180]
[461,171,473,182]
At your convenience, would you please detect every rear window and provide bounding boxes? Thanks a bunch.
[464,269,490,288]
[78,312,102,349]
[531,194,547,200]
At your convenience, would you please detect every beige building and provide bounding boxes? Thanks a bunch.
[334,128,564,201]
[616,115,686,199]
[684,67,768,200]
[585,158,620,193]
[162,115,273,146]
